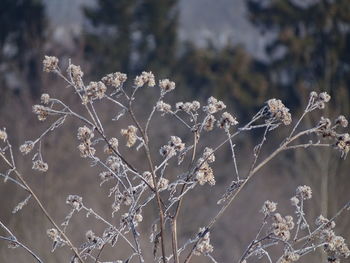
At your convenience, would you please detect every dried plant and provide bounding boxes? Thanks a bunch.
[1,56,349,263]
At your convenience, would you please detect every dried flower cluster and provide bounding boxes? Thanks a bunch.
[102,72,127,88]
[194,229,214,256]
[266,98,292,125]
[82,81,107,104]
[0,129,7,142]
[134,71,156,87]
[0,56,349,263]
[160,136,185,157]
[43,56,58,72]
[120,125,138,147]
[77,126,95,158]
[272,213,295,241]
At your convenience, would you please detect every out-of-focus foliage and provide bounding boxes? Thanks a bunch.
[83,0,269,116]
[177,44,270,116]
[84,0,178,76]
[248,0,350,113]
[0,0,46,99]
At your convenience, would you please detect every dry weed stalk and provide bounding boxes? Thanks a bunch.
[0,56,349,262]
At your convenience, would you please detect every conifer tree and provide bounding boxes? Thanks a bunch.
[248,0,350,112]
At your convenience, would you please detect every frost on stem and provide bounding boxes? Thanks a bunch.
[104,137,119,155]
[3,57,349,263]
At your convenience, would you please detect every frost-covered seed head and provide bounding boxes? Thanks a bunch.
[296,185,312,200]
[32,160,48,172]
[159,79,175,93]
[0,129,7,142]
[40,93,50,105]
[43,56,59,72]
[134,71,155,87]
[261,200,277,216]
[19,141,34,155]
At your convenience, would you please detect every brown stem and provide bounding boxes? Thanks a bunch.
[183,129,314,263]
[128,95,167,263]
[0,152,85,263]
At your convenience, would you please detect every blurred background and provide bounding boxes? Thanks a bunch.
[0,0,350,262]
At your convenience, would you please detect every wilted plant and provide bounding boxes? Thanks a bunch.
[0,55,349,263]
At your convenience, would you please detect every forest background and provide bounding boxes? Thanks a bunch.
[1,0,349,262]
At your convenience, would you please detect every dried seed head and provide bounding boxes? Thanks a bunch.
[261,200,277,216]
[102,72,127,88]
[203,147,215,163]
[77,126,94,141]
[134,213,143,223]
[19,141,34,155]
[157,178,169,191]
[218,112,238,130]
[335,115,348,128]
[33,105,49,121]
[203,96,226,114]
[194,229,214,256]
[159,79,175,94]
[47,228,59,240]
[0,128,7,142]
[156,101,172,113]
[169,136,185,152]
[272,213,294,241]
[78,142,96,158]
[32,160,48,172]
[203,115,216,131]
[104,137,119,154]
[106,156,122,171]
[290,196,299,207]
[85,81,107,101]
[134,71,155,87]
[40,93,50,105]
[319,92,331,103]
[143,171,154,188]
[296,185,312,200]
[281,251,300,262]
[195,159,215,186]
[310,91,318,99]
[335,133,350,158]
[43,56,59,72]
[67,64,84,86]
[266,98,292,125]
[121,125,138,147]
[66,195,83,211]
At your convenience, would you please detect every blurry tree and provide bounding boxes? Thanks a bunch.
[84,0,178,76]
[177,44,270,117]
[83,0,271,116]
[247,0,350,113]
[0,0,46,99]
[247,2,350,257]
